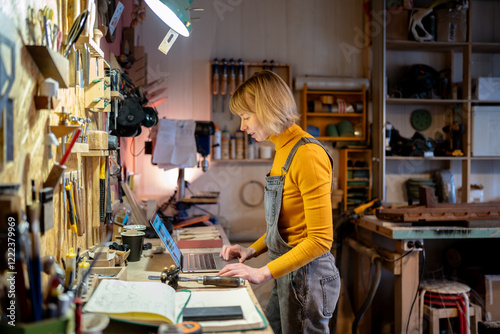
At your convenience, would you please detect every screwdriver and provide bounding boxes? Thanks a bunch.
[148,275,245,287]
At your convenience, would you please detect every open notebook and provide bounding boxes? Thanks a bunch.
[83,280,267,331]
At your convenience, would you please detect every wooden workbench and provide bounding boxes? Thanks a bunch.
[102,224,272,334]
[350,215,500,334]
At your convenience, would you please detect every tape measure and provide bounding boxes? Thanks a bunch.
[176,321,202,333]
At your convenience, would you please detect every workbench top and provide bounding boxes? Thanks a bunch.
[358,215,500,239]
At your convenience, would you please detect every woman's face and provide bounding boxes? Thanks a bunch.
[239,113,270,142]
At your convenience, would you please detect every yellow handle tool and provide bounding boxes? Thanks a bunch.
[65,183,78,234]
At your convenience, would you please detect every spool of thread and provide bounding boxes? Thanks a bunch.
[213,128,221,160]
[236,131,245,159]
[260,146,272,160]
[254,142,260,159]
[221,130,230,160]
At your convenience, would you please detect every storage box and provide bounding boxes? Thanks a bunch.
[485,275,500,320]
[386,9,409,40]
[472,106,500,156]
[0,315,69,334]
[435,8,467,42]
[472,77,500,101]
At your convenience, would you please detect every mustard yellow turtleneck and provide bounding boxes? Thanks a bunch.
[249,124,333,279]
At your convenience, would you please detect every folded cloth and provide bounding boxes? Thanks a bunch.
[152,118,197,170]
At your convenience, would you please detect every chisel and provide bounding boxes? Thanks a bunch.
[212,58,219,113]
[229,58,236,119]
[237,58,244,88]
[72,177,84,236]
[220,58,227,113]
[99,158,106,222]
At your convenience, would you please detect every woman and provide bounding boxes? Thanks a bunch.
[218,71,340,333]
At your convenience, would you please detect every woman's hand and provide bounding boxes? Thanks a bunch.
[219,244,256,263]
[218,263,273,284]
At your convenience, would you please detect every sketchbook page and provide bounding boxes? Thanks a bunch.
[83,280,177,323]
[181,288,265,331]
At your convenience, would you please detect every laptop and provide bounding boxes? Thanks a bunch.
[150,212,238,272]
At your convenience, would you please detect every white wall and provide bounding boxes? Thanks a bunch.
[132,0,366,240]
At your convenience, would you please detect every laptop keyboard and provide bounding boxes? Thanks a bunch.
[186,253,217,270]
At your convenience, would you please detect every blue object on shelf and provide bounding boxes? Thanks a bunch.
[306,125,320,137]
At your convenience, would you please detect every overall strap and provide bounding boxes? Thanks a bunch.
[280,137,334,191]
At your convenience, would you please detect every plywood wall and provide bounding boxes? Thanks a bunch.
[0,0,107,263]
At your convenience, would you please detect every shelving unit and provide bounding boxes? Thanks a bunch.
[300,84,367,141]
[339,149,372,210]
[372,0,500,204]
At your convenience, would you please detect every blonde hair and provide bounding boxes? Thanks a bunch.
[229,71,299,135]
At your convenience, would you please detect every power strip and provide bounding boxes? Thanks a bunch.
[403,239,424,251]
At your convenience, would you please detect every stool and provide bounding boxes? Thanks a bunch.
[479,321,500,333]
[419,280,481,334]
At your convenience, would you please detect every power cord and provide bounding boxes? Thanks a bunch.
[380,248,414,263]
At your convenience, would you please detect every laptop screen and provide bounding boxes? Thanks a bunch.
[150,213,182,268]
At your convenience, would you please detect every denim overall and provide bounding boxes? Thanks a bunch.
[264,137,340,334]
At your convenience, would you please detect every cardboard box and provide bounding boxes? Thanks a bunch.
[472,77,500,101]
[485,275,500,320]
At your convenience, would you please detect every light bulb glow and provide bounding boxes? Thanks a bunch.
[145,0,190,36]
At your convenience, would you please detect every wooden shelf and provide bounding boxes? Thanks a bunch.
[386,156,468,161]
[212,159,273,164]
[301,83,367,141]
[386,98,466,105]
[471,42,500,53]
[386,40,468,52]
[306,112,363,117]
[339,148,372,211]
[81,150,109,157]
[26,45,69,88]
[375,0,500,205]
[75,35,104,59]
[50,125,80,138]
[111,91,125,100]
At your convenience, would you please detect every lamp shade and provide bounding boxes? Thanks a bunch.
[145,0,193,37]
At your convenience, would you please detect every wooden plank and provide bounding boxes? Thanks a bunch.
[121,182,149,226]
